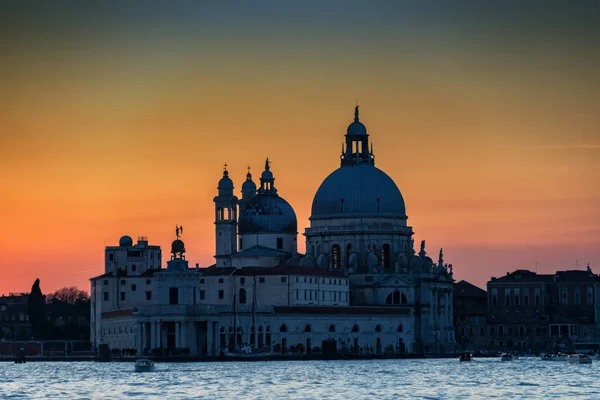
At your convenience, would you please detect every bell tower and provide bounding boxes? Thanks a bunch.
[214,163,238,267]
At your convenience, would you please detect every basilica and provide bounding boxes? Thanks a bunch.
[90,107,455,357]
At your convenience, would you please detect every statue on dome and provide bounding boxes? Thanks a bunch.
[438,248,444,267]
[419,240,426,257]
[354,105,360,121]
[175,225,183,239]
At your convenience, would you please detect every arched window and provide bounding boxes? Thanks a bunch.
[304,324,312,333]
[266,326,271,347]
[397,324,403,333]
[381,244,391,269]
[393,291,400,304]
[280,324,287,333]
[329,324,336,333]
[401,293,408,305]
[375,324,382,333]
[386,293,393,305]
[332,245,341,270]
[224,208,230,220]
[239,288,247,304]
[352,324,359,333]
[346,244,352,268]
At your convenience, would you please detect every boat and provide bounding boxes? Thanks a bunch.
[222,279,272,360]
[500,353,516,361]
[568,354,592,364]
[459,353,473,362]
[134,359,156,372]
[540,353,569,361]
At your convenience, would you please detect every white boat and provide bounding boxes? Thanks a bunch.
[224,345,272,359]
[134,359,156,372]
[500,353,516,361]
[568,354,592,364]
[541,353,569,361]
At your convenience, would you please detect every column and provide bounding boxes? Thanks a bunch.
[136,323,142,355]
[175,321,181,349]
[179,321,188,349]
[150,322,155,349]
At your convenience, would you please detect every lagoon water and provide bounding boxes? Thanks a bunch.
[1,358,599,399]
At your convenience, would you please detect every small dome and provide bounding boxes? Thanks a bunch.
[311,164,406,220]
[347,121,367,136]
[119,235,133,247]
[242,176,257,194]
[261,169,273,180]
[218,170,234,196]
[238,195,297,234]
[171,239,185,254]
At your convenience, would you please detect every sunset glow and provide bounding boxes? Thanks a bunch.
[1,1,599,294]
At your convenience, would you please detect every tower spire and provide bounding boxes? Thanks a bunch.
[354,105,359,122]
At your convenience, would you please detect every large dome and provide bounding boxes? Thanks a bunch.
[239,195,298,234]
[311,164,406,220]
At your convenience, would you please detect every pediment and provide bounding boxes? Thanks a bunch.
[377,274,414,288]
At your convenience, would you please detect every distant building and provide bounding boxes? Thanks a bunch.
[487,267,600,353]
[0,294,31,341]
[453,280,487,351]
[90,107,456,357]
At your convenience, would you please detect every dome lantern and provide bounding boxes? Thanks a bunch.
[341,106,375,167]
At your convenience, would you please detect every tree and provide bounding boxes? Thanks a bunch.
[47,287,90,305]
[27,278,46,339]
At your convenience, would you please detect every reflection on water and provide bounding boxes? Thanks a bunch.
[1,358,599,399]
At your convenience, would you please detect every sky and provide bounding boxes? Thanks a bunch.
[1,1,599,295]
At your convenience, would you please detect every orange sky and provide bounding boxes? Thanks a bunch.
[1,2,599,294]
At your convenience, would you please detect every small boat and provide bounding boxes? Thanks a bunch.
[568,354,592,364]
[500,353,516,361]
[541,353,569,361]
[134,359,156,372]
[223,345,272,360]
[459,353,473,362]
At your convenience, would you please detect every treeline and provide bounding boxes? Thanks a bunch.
[27,278,90,341]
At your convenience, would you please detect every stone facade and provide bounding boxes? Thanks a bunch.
[90,107,455,356]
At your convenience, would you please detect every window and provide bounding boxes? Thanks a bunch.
[259,277,265,283]
[575,289,581,305]
[304,290,307,300]
[219,278,224,284]
[200,279,205,284]
[276,237,283,250]
[281,277,287,283]
[103,280,108,285]
[332,244,341,269]
[103,292,109,301]
[169,288,178,305]
[218,290,224,299]
[146,291,152,300]
[329,324,335,332]
[535,294,540,305]
[352,324,359,333]
[239,288,247,304]
[131,284,136,291]
[200,290,205,300]
[146,279,151,285]
[239,238,243,250]
[524,295,529,305]
[109,254,114,262]
[120,292,126,301]
[132,264,136,272]
[121,280,126,285]
[240,278,246,285]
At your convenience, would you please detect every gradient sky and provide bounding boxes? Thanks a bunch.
[1,1,599,295]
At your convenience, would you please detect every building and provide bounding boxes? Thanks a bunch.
[0,294,31,341]
[453,280,487,351]
[486,267,600,353]
[90,107,455,356]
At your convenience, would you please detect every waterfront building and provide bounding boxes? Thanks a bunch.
[90,107,456,356]
[486,267,600,353]
[453,280,487,351]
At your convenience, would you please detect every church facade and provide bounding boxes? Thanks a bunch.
[90,107,455,356]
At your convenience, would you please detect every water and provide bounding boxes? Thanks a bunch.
[1,358,599,399]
